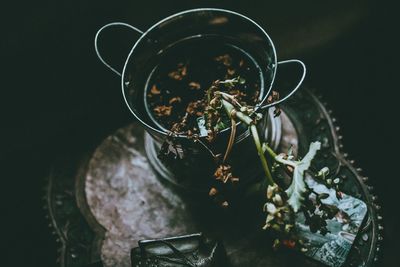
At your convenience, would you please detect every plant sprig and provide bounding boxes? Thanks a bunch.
[203,78,343,245]
[162,76,343,251]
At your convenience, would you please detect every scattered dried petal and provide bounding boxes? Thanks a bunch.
[227,68,236,76]
[186,100,204,115]
[168,96,182,105]
[213,164,239,183]
[150,84,161,95]
[209,187,218,196]
[153,105,172,117]
[188,82,201,90]
[215,54,232,66]
[168,63,187,80]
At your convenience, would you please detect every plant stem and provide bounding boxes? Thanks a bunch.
[250,125,274,186]
[221,99,253,125]
[223,117,236,162]
[221,98,274,186]
[262,142,278,158]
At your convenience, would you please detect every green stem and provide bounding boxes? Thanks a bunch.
[221,99,252,125]
[250,125,274,186]
[262,142,278,158]
[221,98,275,186]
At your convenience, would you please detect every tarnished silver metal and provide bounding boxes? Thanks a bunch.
[94,8,306,186]
[259,59,306,109]
[95,8,306,140]
[94,22,143,77]
[144,107,282,192]
[45,89,382,267]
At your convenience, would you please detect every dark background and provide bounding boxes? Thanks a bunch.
[1,1,398,266]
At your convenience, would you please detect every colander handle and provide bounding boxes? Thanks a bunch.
[260,59,306,109]
[94,22,143,77]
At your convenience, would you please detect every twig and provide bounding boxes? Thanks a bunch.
[223,117,237,162]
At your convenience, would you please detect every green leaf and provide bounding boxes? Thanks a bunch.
[275,141,321,212]
[215,120,227,131]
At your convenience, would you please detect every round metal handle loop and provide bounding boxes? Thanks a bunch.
[260,59,306,109]
[94,22,143,77]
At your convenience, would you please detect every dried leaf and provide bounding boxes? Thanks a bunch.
[214,54,232,66]
[209,187,218,196]
[168,96,181,105]
[153,105,172,117]
[188,82,201,90]
[168,63,187,80]
[150,84,161,95]
[214,164,239,183]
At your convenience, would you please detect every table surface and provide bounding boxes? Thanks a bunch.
[3,2,398,267]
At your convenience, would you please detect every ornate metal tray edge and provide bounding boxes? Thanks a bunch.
[44,89,384,267]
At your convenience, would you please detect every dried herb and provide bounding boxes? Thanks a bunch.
[147,43,261,134]
[152,45,343,252]
[214,164,239,183]
[153,105,172,117]
[168,62,187,80]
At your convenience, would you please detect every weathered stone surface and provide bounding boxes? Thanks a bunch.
[85,125,197,267]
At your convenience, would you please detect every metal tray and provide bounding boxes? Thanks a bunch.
[45,89,382,267]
